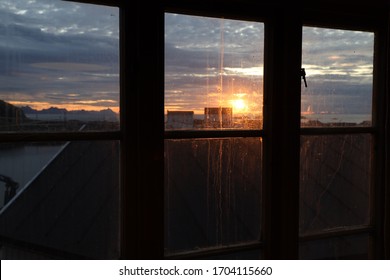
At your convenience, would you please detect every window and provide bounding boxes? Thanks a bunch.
[1,0,389,260]
[299,26,376,259]
[162,5,388,260]
[0,0,120,259]
[301,27,374,127]
[164,13,264,258]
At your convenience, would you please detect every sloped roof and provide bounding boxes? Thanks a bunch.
[0,141,120,259]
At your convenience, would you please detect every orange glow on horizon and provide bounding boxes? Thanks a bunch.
[7,101,120,114]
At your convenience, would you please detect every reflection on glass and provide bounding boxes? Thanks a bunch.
[165,13,264,130]
[0,142,66,208]
[301,27,374,127]
[0,1,119,132]
[165,138,262,255]
[300,135,371,235]
[0,141,120,259]
[300,233,370,259]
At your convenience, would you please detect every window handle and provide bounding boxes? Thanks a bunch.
[301,68,307,87]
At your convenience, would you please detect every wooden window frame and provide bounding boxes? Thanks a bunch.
[1,0,389,260]
[157,1,390,260]
[297,14,388,259]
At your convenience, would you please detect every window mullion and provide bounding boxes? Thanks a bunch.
[263,12,302,259]
[120,3,165,260]
[384,15,390,259]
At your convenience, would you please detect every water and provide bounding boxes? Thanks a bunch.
[301,113,371,125]
[0,143,65,208]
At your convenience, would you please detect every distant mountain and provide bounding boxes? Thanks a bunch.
[21,106,67,115]
[19,105,36,115]
[0,100,28,123]
[21,106,119,122]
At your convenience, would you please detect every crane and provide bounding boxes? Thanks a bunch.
[0,174,19,205]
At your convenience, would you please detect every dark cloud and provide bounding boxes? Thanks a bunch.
[0,23,118,69]
[301,27,374,115]
[0,0,119,110]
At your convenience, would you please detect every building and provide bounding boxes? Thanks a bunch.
[166,110,194,129]
[204,107,233,128]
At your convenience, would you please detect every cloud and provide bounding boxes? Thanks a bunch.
[165,13,264,114]
[301,26,374,114]
[1,4,375,117]
[165,15,375,117]
[0,0,119,111]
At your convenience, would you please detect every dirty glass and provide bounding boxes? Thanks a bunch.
[301,27,374,127]
[165,138,262,255]
[300,134,372,235]
[165,13,264,130]
[0,0,119,133]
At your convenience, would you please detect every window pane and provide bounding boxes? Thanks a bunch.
[301,27,374,127]
[0,141,120,259]
[0,1,119,132]
[165,13,264,130]
[165,138,262,255]
[300,233,370,259]
[300,134,372,235]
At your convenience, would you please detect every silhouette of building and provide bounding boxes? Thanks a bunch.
[204,107,233,128]
[166,111,194,129]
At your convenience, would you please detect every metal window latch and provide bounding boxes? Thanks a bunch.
[301,68,307,87]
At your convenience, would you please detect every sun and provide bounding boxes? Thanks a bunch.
[232,99,247,113]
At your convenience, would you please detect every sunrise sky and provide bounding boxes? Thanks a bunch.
[0,0,119,113]
[0,1,374,117]
[165,13,374,117]
[165,13,264,116]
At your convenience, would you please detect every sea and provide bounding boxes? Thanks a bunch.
[301,113,372,125]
